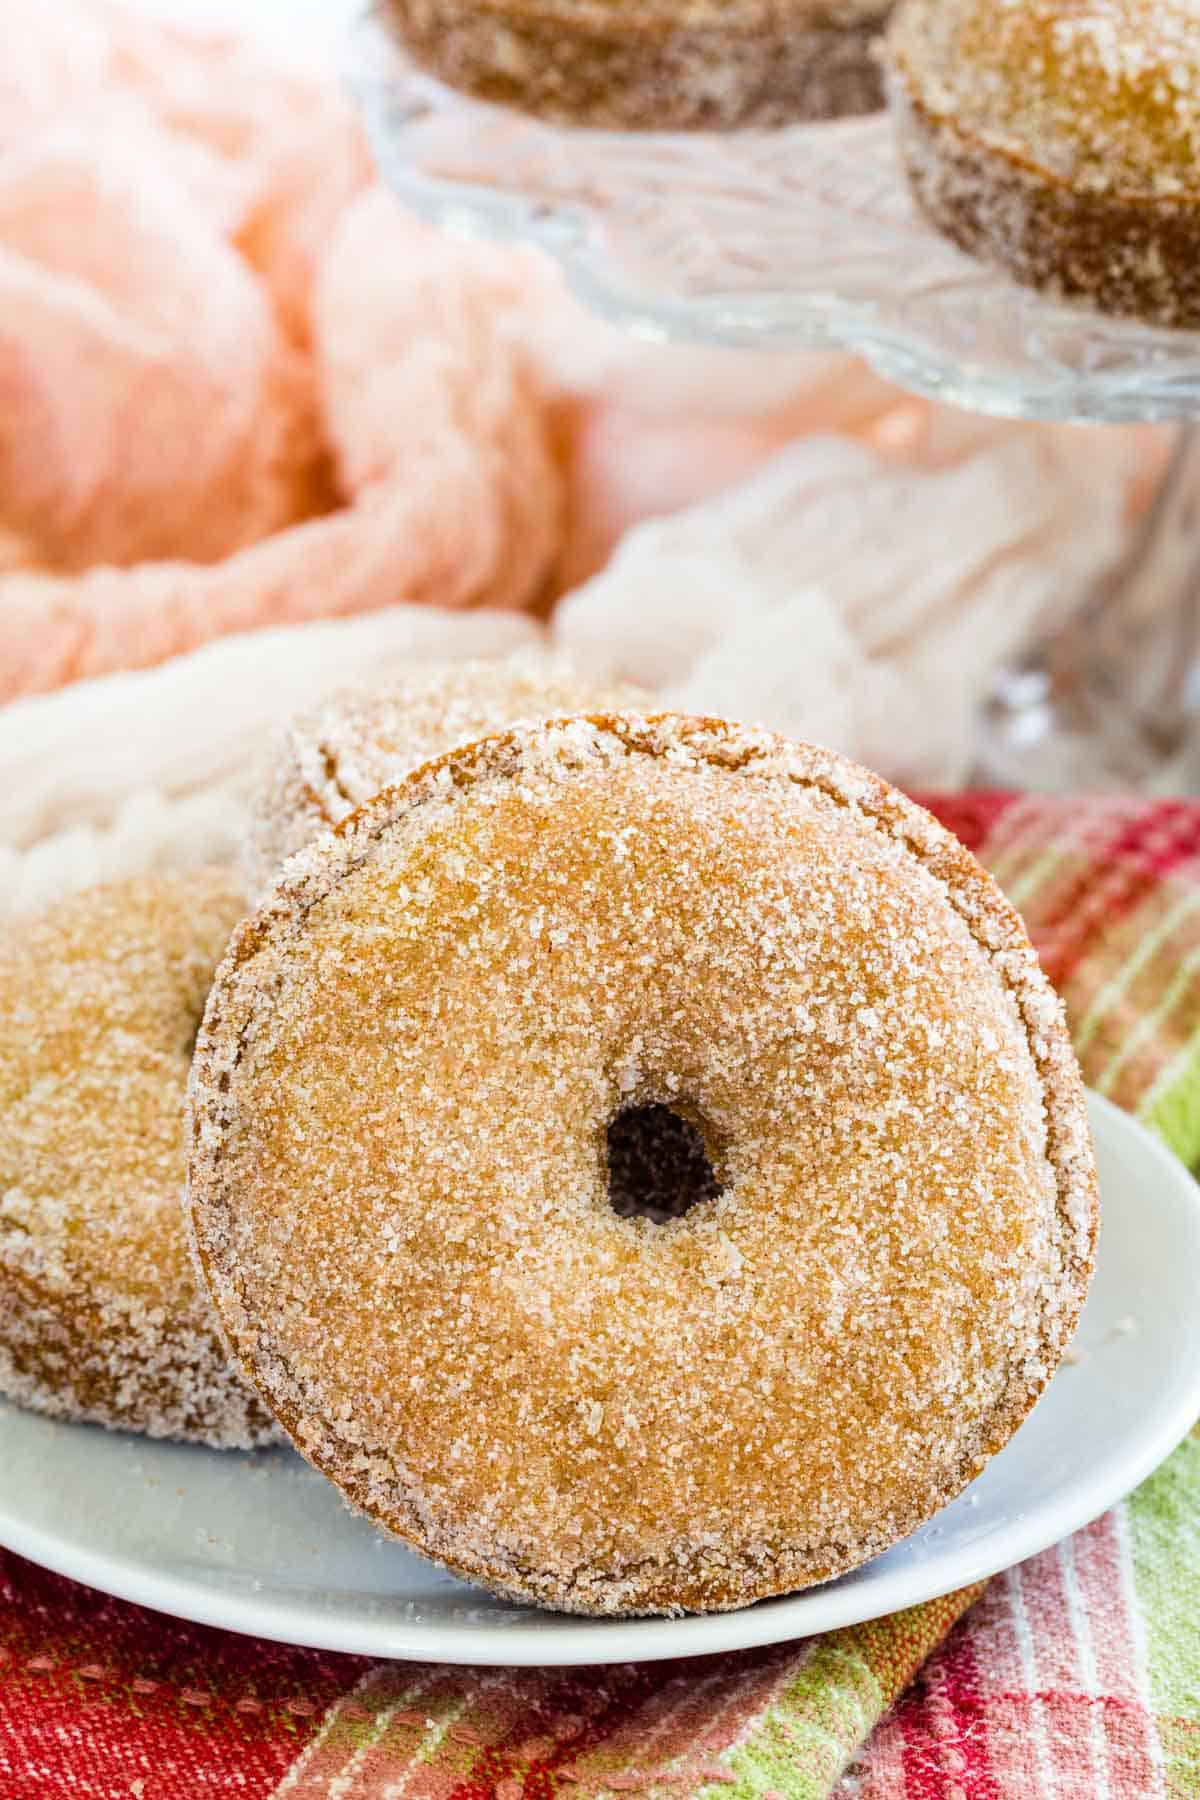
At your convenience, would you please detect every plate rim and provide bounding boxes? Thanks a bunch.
[2,1090,1198,1667]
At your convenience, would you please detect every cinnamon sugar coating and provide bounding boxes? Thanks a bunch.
[0,874,275,1448]
[383,0,893,128]
[242,655,645,894]
[888,0,1200,325]
[189,717,1097,1616]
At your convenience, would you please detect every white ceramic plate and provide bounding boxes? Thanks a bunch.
[2,1092,1198,1667]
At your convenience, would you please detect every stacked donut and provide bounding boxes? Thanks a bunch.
[0,871,274,1448]
[886,0,1200,327]
[380,0,897,129]
[2,661,1098,1617]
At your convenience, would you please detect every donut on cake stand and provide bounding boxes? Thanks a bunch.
[345,0,1200,791]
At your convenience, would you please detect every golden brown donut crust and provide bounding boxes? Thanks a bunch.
[189,716,1097,1615]
[0,873,275,1448]
[383,0,892,128]
[887,0,1200,327]
[241,655,646,896]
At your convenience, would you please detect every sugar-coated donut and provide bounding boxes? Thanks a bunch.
[189,716,1097,1615]
[0,873,275,1447]
[241,654,645,894]
[888,0,1200,326]
[382,0,893,130]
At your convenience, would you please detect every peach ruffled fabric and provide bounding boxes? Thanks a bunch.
[0,2,563,696]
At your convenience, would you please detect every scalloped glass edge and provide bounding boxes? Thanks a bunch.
[345,3,1200,424]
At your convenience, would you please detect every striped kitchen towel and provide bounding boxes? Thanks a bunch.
[0,790,1197,1799]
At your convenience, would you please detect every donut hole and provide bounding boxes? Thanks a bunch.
[605,1104,723,1223]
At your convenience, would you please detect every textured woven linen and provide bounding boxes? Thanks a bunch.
[1,790,1198,1800]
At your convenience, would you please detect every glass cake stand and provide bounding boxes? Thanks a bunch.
[346,2,1200,790]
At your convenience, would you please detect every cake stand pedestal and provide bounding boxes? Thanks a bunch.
[982,428,1200,792]
[347,2,1200,792]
